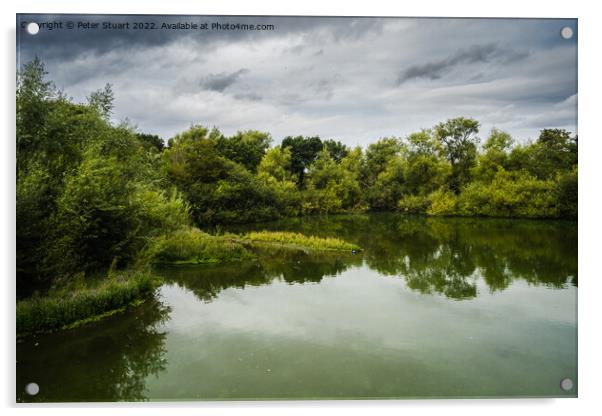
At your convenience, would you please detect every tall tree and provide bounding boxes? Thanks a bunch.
[281,135,323,186]
[211,129,272,172]
[434,117,480,193]
[87,83,114,120]
[323,139,350,162]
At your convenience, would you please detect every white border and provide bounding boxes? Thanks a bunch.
[2,1,601,415]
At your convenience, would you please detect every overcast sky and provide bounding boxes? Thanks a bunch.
[17,15,577,147]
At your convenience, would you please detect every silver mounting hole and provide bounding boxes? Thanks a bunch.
[560,377,574,391]
[25,382,39,396]
[26,22,40,35]
[560,26,574,40]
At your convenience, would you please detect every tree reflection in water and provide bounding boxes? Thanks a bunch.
[17,298,171,402]
[221,214,577,301]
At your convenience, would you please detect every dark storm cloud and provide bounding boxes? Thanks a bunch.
[17,14,383,66]
[16,15,578,143]
[199,69,249,92]
[397,43,530,84]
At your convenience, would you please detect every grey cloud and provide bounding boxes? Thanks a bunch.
[199,69,249,92]
[17,15,577,144]
[397,43,530,84]
[17,14,382,66]
[233,92,263,101]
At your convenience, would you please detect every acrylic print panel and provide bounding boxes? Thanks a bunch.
[16,14,578,402]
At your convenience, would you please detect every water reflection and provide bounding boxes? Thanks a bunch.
[16,215,577,401]
[226,214,577,300]
[16,298,170,402]
[157,247,362,302]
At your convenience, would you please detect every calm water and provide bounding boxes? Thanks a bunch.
[16,214,578,401]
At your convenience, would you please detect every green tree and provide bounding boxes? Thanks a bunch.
[211,129,272,172]
[472,128,514,183]
[556,167,578,218]
[16,57,56,165]
[281,135,324,186]
[434,117,480,193]
[303,148,364,213]
[369,156,406,210]
[403,130,452,195]
[87,83,114,120]
[323,139,350,162]
[363,137,403,187]
[256,146,301,216]
[136,133,165,153]
[163,125,278,224]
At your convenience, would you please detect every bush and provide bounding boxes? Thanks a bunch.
[397,194,431,214]
[457,169,559,218]
[556,168,578,218]
[427,188,458,216]
[50,153,191,275]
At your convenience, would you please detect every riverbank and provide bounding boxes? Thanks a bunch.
[17,228,362,335]
[16,270,160,336]
[145,228,361,265]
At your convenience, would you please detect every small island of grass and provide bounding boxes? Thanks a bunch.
[242,231,361,252]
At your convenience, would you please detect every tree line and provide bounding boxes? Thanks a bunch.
[16,58,577,293]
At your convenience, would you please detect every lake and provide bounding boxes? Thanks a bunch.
[16,214,578,401]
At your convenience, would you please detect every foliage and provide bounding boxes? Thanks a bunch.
[210,128,272,172]
[556,168,578,218]
[16,58,578,304]
[162,125,279,225]
[398,194,431,214]
[281,135,324,185]
[136,133,165,153]
[87,83,114,120]
[427,188,458,216]
[145,228,253,264]
[457,169,559,218]
[363,137,403,185]
[243,231,361,252]
[302,148,365,214]
[323,139,350,162]
[16,269,159,335]
[434,117,480,193]
[403,130,452,195]
[16,59,189,295]
[256,146,302,216]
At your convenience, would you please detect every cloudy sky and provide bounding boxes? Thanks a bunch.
[17,15,577,147]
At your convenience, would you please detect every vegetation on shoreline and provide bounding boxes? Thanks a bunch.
[144,228,361,264]
[16,58,577,333]
[16,270,159,336]
[242,231,361,252]
[144,228,254,265]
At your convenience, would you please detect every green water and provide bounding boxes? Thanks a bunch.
[16,214,577,401]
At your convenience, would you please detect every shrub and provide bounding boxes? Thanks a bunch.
[397,194,431,214]
[427,188,458,216]
[457,169,559,218]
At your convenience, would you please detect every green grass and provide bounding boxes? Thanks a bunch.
[16,270,159,336]
[146,227,254,265]
[242,231,361,252]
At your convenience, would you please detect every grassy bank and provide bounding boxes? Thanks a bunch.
[242,231,361,252]
[16,270,160,336]
[146,228,362,265]
[145,228,254,265]
[17,228,362,335]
